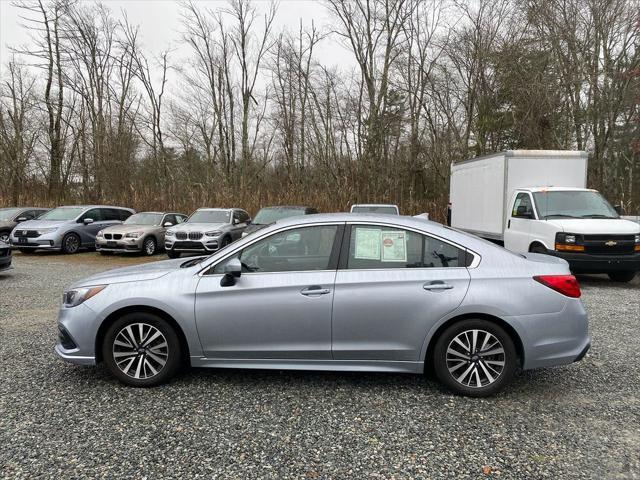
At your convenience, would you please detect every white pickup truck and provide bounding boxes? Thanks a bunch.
[449,150,640,282]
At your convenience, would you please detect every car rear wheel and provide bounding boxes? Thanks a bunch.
[167,250,180,259]
[142,237,157,256]
[103,313,181,387]
[61,233,81,254]
[433,319,517,397]
[607,271,636,283]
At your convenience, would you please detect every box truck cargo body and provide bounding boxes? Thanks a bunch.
[450,150,588,240]
[449,150,640,282]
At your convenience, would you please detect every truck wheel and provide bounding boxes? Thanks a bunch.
[529,244,548,254]
[607,271,636,283]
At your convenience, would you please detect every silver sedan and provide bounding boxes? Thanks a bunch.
[54,213,590,396]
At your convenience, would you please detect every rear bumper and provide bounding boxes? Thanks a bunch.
[508,298,591,370]
[548,251,640,273]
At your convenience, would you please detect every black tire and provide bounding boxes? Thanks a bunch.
[433,319,517,397]
[529,243,548,254]
[102,312,182,387]
[142,236,157,256]
[61,232,81,254]
[167,250,180,259]
[221,236,231,247]
[607,271,637,283]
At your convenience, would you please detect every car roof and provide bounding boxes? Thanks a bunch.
[351,204,398,207]
[0,206,49,210]
[195,207,235,212]
[55,205,135,210]
[259,205,311,209]
[517,187,595,193]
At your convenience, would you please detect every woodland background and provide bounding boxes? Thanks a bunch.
[0,0,638,220]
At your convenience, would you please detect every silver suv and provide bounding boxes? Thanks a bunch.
[165,208,251,258]
[10,205,134,254]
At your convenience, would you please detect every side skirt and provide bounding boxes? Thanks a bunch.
[190,357,424,374]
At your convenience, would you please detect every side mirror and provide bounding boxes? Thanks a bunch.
[516,206,533,219]
[83,218,94,225]
[164,222,173,227]
[614,205,623,215]
[16,217,28,222]
[220,257,242,287]
[233,218,241,225]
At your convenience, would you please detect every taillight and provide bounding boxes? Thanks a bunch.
[533,275,581,298]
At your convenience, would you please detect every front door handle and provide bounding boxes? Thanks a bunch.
[423,281,453,291]
[300,286,331,296]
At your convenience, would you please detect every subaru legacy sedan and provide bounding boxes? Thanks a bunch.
[10,205,134,254]
[55,214,590,396]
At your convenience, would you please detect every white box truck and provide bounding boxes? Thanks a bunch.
[449,150,640,282]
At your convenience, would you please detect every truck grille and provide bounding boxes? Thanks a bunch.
[583,234,635,255]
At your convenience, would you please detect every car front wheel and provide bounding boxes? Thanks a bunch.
[102,313,182,387]
[433,319,517,397]
[61,233,81,254]
[142,237,157,256]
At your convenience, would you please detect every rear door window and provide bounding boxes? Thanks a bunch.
[345,225,466,269]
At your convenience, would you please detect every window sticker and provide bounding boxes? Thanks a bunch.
[381,230,407,262]
[354,227,381,260]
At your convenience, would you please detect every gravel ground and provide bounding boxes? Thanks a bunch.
[0,252,638,479]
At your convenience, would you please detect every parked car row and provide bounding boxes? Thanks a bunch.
[2,203,358,259]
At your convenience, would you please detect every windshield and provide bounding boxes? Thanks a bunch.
[351,205,399,214]
[188,210,230,224]
[39,207,85,221]
[533,191,619,219]
[124,213,163,225]
[253,207,306,224]
[0,208,22,221]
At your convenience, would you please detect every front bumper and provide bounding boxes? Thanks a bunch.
[165,237,220,253]
[96,237,144,253]
[10,233,62,250]
[54,303,100,366]
[548,250,640,273]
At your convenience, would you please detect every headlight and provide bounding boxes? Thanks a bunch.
[62,285,107,308]
[205,230,222,237]
[125,232,142,238]
[36,228,58,235]
[96,230,104,238]
[555,233,584,252]
[635,234,640,244]
[166,230,175,237]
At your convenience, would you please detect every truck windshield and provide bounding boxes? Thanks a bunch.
[533,191,618,219]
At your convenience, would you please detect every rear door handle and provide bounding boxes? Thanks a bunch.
[300,286,331,296]
[423,281,453,291]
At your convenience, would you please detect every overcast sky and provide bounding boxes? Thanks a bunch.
[0,0,355,76]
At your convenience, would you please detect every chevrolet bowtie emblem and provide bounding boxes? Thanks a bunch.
[605,240,617,246]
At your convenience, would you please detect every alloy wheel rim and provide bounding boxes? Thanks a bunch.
[446,329,505,388]
[145,239,155,255]
[66,235,79,252]
[112,323,169,379]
